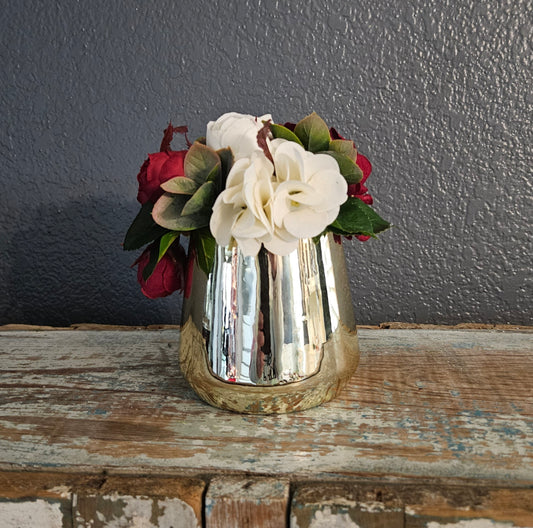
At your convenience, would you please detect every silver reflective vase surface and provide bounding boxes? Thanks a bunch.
[180,233,360,414]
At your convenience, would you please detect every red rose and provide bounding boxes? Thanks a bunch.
[136,150,187,205]
[135,243,186,299]
[348,153,373,205]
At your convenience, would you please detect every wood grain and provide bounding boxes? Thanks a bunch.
[205,476,289,528]
[291,482,404,527]
[402,486,533,527]
[73,475,204,528]
[0,329,531,484]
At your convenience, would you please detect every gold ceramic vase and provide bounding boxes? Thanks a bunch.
[180,233,360,414]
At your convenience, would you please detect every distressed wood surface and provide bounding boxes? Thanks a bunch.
[205,476,290,528]
[73,475,204,528]
[1,471,531,527]
[291,482,404,527]
[0,471,205,528]
[0,329,532,485]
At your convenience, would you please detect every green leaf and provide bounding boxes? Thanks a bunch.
[206,162,221,185]
[141,243,160,281]
[152,193,189,230]
[270,123,304,146]
[140,233,180,282]
[216,147,234,190]
[181,181,217,217]
[158,232,180,262]
[193,228,216,276]
[124,202,168,251]
[152,190,212,232]
[329,139,358,162]
[161,177,198,195]
[171,213,211,231]
[324,151,363,184]
[294,112,331,153]
[329,198,390,237]
[184,142,221,185]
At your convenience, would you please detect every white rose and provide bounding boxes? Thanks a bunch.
[206,112,273,161]
[268,139,348,248]
[210,153,275,257]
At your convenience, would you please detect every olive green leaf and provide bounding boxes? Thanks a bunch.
[172,213,211,231]
[181,181,217,217]
[216,147,234,190]
[193,228,217,276]
[294,112,331,153]
[329,139,358,162]
[123,202,168,251]
[270,123,304,146]
[324,151,364,184]
[158,231,180,261]
[161,177,198,195]
[140,232,180,281]
[151,193,209,231]
[329,197,390,237]
[184,142,221,185]
[206,163,222,185]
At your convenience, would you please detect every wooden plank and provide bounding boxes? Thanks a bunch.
[0,329,531,484]
[205,476,289,528]
[291,482,403,527]
[0,500,70,528]
[73,475,204,528]
[0,471,74,528]
[291,482,533,528]
[402,486,533,527]
[0,471,205,528]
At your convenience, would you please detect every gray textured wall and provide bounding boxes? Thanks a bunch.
[1,0,531,326]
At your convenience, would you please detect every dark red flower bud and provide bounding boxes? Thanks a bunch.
[135,243,186,299]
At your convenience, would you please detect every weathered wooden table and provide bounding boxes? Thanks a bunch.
[0,327,531,527]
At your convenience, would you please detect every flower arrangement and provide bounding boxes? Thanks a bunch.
[124,112,390,298]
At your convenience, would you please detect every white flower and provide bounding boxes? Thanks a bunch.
[210,153,275,257]
[209,136,348,257]
[206,112,272,161]
[268,139,348,246]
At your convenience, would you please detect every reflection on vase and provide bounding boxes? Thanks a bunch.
[180,233,359,413]
[189,234,356,386]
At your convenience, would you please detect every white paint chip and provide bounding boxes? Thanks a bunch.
[0,500,64,528]
[426,519,521,528]
[47,485,72,498]
[74,494,199,528]
[291,506,361,528]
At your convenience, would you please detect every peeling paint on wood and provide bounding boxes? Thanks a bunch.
[403,487,533,527]
[205,476,290,527]
[0,329,531,484]
[74,493,200,528]
[0,471,532,527]
[0,471,73,527]
[291,483,403,527]
[72,475,204,528]
[0,472,205,528]
[425,521,522,528]
[0,500,67,528]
